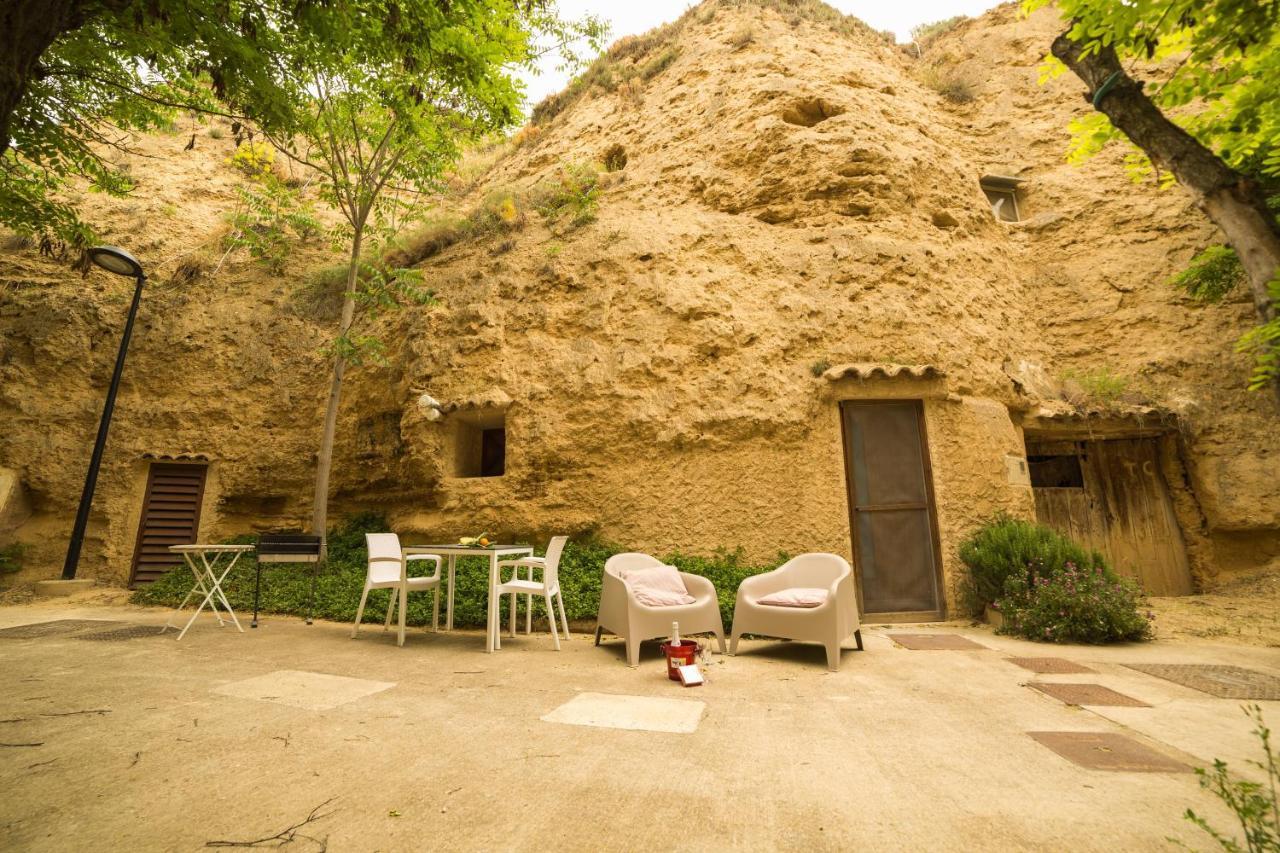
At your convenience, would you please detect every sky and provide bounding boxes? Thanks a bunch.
[520,0,1005,107]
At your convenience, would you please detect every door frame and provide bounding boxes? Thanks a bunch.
[839,399,947,622]
[128,461,209,587]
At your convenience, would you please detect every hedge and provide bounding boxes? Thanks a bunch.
[131,513,784,631]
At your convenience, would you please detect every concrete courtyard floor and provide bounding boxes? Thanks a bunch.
[1,598,1278,852]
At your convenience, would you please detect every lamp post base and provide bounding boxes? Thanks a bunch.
[33,579,96,598]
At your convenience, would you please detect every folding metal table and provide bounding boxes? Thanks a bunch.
[162,544,254,640]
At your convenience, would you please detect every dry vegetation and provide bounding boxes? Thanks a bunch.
[530,0,895,127]
[383,162,609,268]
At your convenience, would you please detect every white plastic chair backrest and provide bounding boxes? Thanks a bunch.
[365,533,404,579]
[542,536,569,587]
[603,552,663,581]
[777,553,850,588]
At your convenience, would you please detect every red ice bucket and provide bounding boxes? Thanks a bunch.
[660,640,700,681]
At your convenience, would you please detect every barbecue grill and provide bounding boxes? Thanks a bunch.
[254,533,322,628]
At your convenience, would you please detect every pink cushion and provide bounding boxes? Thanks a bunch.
[758,587,828,608]
[624,565,695,607]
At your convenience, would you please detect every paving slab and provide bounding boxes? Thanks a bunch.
[1124,664,1280,700]
[0,603,1265,851]
[73,624,168,641]
[211,669,396,711]
[890,633,988,650]
[541,692,705,733]
[1028,732,1191,772]
[1028,682,1151,707]
[1008,656,1096,674]
[0,619,124,639]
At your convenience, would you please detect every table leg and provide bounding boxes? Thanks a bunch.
[252,560,262,628]
[486,552,499,653]
[446,555,457,631]
[207,551,244,633]
[163,553,206,633]
[177,559,221,641]
[306,557,319,625]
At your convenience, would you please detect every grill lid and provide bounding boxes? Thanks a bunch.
[257,533,322,555]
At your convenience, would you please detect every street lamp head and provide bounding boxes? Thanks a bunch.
[87,246,145,279]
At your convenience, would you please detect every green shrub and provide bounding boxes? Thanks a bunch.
[1181,704,1279,851]
[996,562,1152,644]
[1171,244,1246,303]
[638,47,680,80]
[131,514,777,630]
[921,66,976,103]
[602,143,628,172]
[663,547,785,629]
[1062,367,1131,407]
[910,16,968,50]
[530,162,602,231]
[223,169,319,274]
[0,543,25,575]
[958,514,1109,611]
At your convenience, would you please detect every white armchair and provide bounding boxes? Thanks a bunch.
[729,553,862,671]
[596,553,726,667]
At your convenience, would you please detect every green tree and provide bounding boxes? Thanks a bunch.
[1027,0,1280,397]
[247,7,604,549]
[0,0,598,252]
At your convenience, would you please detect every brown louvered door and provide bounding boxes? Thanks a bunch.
[840,401,944,619]
[129,463,208,586]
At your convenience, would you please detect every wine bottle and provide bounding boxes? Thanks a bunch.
[670,620,680,647]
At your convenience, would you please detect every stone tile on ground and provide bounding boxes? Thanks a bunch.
[73,624,170,641]
[1028,682,1151,707]
[541,692,705,733]
[211,669,396,711]
[0,619,126,639]
[889,633,989,650]
[1027,732,1191,772]
[1123,664,1280,700]
[1007,657,1096,674]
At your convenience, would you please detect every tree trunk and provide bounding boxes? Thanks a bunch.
[310,229,363,552]
[0,0,83,149]
[1052,30,1280,400]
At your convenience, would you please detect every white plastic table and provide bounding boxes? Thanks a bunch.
[163,544,254,640]
[402,544,533,653]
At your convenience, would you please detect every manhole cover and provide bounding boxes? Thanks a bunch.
[0,620,125,639]
[1028,682,1150,707]
[74,625,168,641]
[889,634,988,651]
[1008,657,1095,674]
[1028,731,1189,772]
[1123,664,1280,700]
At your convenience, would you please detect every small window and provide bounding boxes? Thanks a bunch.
[479,428,505,477]
[980,175,1023,222]
[1028,454,1083,488]
[450,409,506,478]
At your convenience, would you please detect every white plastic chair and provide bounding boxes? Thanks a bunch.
[494,535,570,650]
[352,532,442,647]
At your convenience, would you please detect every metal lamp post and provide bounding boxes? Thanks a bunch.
[61,246,147,580]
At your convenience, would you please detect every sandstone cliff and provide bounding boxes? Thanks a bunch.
[0,0,1275,601]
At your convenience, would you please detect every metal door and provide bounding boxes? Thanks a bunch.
[129,463,207,586]
[840,401,943,618]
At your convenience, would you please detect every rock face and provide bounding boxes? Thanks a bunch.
[0,1,1276,612]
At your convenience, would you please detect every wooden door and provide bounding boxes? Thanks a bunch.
[840,401,944,618]
[1030,438,1192,596]
[129,463,207,586]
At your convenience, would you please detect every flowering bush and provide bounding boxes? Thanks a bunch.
[959,514,1109,612]
[997,561,1152,644]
